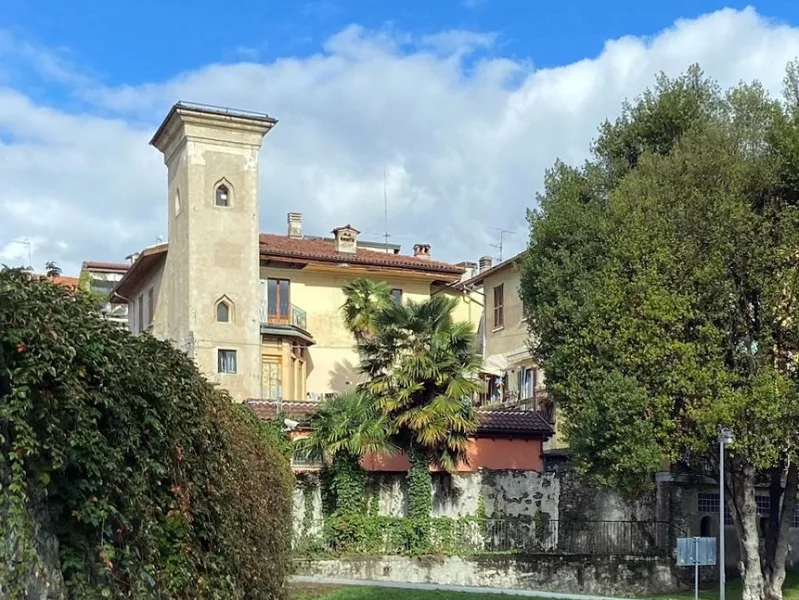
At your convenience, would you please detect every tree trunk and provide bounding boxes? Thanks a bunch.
[732,461,765,600]
[763,464,797,600]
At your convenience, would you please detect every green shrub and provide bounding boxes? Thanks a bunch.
[0,268,293,599]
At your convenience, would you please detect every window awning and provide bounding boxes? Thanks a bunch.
[260,324,316,345]
[481,354,508,377]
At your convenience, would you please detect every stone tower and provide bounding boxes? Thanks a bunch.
[151,103,277,401]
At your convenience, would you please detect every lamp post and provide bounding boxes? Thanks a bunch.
[719,427,734,600]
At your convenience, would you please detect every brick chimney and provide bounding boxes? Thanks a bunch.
[332,225,359,254]
[413,243,431,260]
[479,255,493,272]
[288,212,302,238]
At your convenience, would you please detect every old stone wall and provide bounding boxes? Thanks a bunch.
[294,554,679,596]
[294,468,630,534]
[361,470,561,520]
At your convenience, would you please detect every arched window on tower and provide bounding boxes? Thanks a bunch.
[216,300,230,323]
[700,515,713,537]
[215,184,230,207]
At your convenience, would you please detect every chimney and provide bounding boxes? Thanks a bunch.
[457,261,478,281]
[479,255,493,272]
[332,225,359,254]
[413,243,431,260]
[288,212,302,239]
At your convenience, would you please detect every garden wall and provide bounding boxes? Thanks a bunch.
[293,468,645,535]
[294,553,679,596]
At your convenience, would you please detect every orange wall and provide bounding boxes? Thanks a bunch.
[360,437,544,472]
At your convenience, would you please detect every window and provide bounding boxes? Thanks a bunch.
[756,495,771,516]
[262,356,282,399]
[147,287,154,327]
[215,184,230,207]
[493,284,504,329]
[216,301,230,323]
[700,516,713,537]
[175,188,181,216]
[519,367,534,401]
[267,278,290,320]
[391,288,403,304]
[137,294,144,333]
[218,349,237,374]
[697,492,733,525]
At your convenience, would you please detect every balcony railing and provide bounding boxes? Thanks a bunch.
[260,302,307,330]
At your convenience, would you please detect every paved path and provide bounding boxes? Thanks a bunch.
[291,575,640,600]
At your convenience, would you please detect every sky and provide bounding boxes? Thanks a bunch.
[2,1,799,275]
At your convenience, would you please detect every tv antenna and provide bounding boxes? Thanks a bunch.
[11,238,32,269]
[383,164,390,250]
[488,227,515,262]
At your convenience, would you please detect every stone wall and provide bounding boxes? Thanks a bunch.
[294,554,679,596]
[294,468,634,535]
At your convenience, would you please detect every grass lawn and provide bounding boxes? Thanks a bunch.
[654,572,799,600]
[289,572,799,600]
[288,584,558,600]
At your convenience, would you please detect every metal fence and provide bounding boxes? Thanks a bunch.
[294,518,677,557]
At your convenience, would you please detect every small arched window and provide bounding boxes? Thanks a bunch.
[175,188,181,216]
[700,516,713,537]
[216,301,230,322]
[215,184,230,207]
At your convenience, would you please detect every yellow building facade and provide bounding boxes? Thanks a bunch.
[112,103,479,403]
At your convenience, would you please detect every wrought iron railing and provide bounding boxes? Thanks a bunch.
[260,303,308,330]
[293,518,679,557]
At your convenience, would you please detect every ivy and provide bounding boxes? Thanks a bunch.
[367,485,379,518]
[327,452,366,516]
[0,268,293,599]
[298,474,317,537]
[407,447,432,553]
[307,515,501,557]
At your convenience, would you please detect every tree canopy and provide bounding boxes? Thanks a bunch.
[521,64,799,600]
[0,268,293,599]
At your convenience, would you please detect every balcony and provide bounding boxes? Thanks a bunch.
[260,302,315,344]
[261,303,307,329]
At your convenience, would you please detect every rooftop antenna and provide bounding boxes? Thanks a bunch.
[488,227,516,262]
[383,164,390,251]
[11,238,32,269]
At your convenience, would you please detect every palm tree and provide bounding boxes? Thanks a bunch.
[341,279,391,341]
[298,391,395,515]
[45,261,61,278]
[357,295,482,471]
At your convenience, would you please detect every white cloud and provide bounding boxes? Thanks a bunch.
[2,7,799,275]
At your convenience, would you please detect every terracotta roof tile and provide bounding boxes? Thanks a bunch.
[245,400,553,438]
[81,261,130,273]
[247,400,319,423]
[259,234,464,277]
[32,274,80,290]
[475,410,554,436]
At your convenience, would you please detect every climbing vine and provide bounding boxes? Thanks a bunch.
[328,452,366,516]
[407,447,432,552]
[0,268,293,599]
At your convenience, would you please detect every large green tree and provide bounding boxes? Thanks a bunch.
[521,64,799,600]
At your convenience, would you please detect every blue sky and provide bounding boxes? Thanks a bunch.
[2,2,799,273]
[5,0,798,87]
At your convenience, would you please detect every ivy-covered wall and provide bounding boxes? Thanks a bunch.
[293,468,562,531]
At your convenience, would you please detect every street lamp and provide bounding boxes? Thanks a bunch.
[719,427,734,600]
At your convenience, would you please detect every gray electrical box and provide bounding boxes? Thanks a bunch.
[677,537,717,566]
